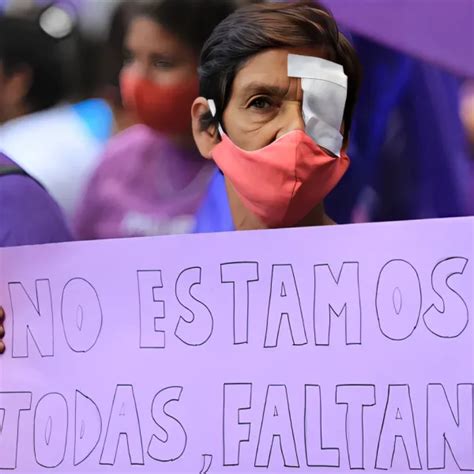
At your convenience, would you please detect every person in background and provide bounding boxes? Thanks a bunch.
[74,0,239,240]
[0,152,72,247]
[191,0,361,232]
[0,8,113,221]
[0,15,72,249]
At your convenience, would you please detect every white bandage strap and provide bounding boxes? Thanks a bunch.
[207,99,224,136]
[208,99,217,117]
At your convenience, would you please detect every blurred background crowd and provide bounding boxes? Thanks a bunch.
[0,0,473,246]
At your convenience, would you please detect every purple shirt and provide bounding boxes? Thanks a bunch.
[0,154,72,247]
[74,125,214,240]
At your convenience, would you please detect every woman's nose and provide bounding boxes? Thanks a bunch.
[125,61,149,81]
[275,100,306,139]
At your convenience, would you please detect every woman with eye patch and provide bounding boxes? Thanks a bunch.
[74,0,241,240]
[191,0,361,233]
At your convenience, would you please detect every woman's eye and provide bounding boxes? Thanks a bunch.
[249,97,273,110]
[123,53,134,66]
[152,58,174,69]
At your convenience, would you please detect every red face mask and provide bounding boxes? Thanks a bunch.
[120,71,199,135]
[211,129,350,228]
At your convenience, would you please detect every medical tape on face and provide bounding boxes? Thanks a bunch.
[288,54,347,157]
[207,99,225,136]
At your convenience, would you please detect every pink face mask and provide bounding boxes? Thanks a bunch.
[210,128,350,228]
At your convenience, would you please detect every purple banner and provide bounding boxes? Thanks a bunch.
[1,217,473,471]
[323,0,474,77]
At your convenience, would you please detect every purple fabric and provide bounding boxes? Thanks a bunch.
[0,154,72,247]
[323,0,474,77]
[326,36,472,223]
[367,60,471,221]
[0,0,81,14]
[74,125,214,240]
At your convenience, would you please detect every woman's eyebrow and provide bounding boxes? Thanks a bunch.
[150,53,168,61]
[239,81,288,99]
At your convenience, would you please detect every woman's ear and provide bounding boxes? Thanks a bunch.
[2,66,32,112]
[191,97,220,160]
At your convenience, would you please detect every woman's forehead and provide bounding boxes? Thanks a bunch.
[126,17,189,55]
[233,47,328,87]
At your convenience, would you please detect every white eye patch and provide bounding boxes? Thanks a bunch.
[288,54,348,157]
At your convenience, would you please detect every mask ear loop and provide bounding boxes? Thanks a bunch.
[207,99,225,137]
[207,99,227,176]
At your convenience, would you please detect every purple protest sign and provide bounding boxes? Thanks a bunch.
[323,0,474,77]
[0,217,473,471]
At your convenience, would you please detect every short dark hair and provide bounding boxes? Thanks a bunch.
[0,16,65,112]
[129,0,239,55]
[198,0,361,142]
[96,0,135,99]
